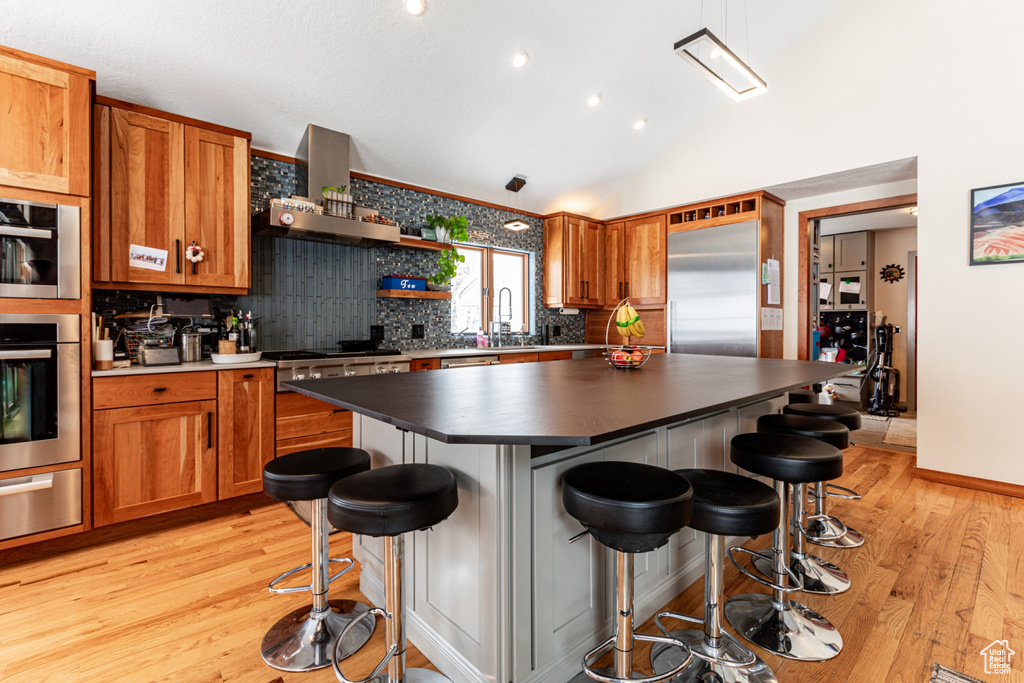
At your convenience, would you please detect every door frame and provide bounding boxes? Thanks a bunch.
[906,250,917,411]
[797,193,917,359]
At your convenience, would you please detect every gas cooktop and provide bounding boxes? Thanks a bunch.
[262,349,404,361]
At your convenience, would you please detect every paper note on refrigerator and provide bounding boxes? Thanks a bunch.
[838,280,861,294]
[819,282,832,300]
[766,258,780,305]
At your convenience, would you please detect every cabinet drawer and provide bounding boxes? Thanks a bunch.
[500,352,539,364]
[276,391,352,440]
[538,350,572,362]
[0,468,82,542]
[410,358,440,372]
[276,431,353,457]
[93,372,218,410]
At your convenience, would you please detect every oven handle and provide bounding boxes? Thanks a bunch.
[0,349,52,360]
[0,473,54,498]
[443,360,493,368]
[0,226,53,240]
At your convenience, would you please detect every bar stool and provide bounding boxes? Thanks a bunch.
[328,463,459,683]
[562,461,695,683]
[261,447,375,672]
[786,388,818,404]
[651,469,781,683]
[755,414,851,595]
[725,433,844,661]
[782,403,865,549]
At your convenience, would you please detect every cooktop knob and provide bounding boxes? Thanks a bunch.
[279,211,295,226]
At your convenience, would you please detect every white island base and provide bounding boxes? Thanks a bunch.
[349,395,785,683]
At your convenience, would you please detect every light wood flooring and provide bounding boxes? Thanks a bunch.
[0,445,1019,682]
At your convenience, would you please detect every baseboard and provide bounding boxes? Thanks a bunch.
[914,467,1024,499]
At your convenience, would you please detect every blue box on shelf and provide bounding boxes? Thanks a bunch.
[381,276,426,291]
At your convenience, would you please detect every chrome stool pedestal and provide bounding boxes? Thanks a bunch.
[806,482,865,549]
[726,434,844,662]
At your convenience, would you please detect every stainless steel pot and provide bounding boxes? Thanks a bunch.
[180,332,203,362]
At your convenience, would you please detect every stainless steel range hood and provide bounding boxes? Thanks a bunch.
[252,124,399,247]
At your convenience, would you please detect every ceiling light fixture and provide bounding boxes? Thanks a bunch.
[634,119,647,130]
[503,177,529,231]
[909,206,919,216]
[674,27,767,101]
[588,94,602,107]
[511,51,529,69]
[405,0,426,16]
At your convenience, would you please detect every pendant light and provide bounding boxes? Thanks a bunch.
[503,176,529,231]
[675,0,766,101]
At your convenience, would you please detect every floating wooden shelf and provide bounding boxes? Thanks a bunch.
[397,237,447,251]
[377,289,451,300]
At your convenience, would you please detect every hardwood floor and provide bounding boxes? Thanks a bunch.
[0,445,1017,682]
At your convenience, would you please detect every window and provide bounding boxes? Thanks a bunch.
[450,245,530,334]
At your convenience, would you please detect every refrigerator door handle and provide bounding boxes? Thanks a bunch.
[666,300,673,353]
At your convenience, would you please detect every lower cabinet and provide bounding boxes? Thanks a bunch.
[275,391,352,456]
[92,368,275,526]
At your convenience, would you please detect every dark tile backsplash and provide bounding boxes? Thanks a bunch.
[94,155,585,352]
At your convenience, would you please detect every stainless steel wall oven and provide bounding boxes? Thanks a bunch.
[0,314,80,472]
[0,197,81,299]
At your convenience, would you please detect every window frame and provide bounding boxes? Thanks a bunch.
[449,243,531,335]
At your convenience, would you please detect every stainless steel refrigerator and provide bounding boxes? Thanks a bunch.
[667,220,760,357]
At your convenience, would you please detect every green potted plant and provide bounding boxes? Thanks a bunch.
[426,214,469,290]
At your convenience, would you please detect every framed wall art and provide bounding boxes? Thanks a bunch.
[971,181,1024,265]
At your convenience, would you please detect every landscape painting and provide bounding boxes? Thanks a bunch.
[971,181,1024,265]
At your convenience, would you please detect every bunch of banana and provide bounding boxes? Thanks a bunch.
[615,303,646,339]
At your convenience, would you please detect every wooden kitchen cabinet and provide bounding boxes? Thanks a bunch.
[604,222,625,303]
[543,215,604,308]
[410,358,441,372]
[276,391,353,456]
[93,399,218,526]
[217,368,274,498]
[93,98,251,293]
[622,215,667,305]
[0,46,93,196]
[499,352,539,364]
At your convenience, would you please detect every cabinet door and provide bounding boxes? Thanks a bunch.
[93,400,217,526]
[834,270,867,309]
[604,222,625,304]
[563,217,585,305]
[0,52,90,196]
[624,215,666,305]
[184,127,250,289]
[835,232,868,271]
[819,235,835,272]
[580,220,604,306]
[218,368,274,499]
[107,108,185,284]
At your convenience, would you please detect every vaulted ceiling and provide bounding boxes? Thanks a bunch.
[2,0,841,214]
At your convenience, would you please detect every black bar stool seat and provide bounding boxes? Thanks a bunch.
[652,469,781,683]
[783,403,862,431]
[726,434,844,662]
[562,461,695,683]
[786,389,818,404]
[756,414,849,451]
[328,463,459,683]
[260,447,374,673]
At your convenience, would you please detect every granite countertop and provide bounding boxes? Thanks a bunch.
[403,344,610,359]
[92,358,276,377]
[285,354,852,446]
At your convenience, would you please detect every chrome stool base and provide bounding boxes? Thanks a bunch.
[724,594,842,661]
[651,630,778,683]
[752,552,850,595]
[358,668,452,683]
[569,669,650,682]
[261,599,373,672]
[807,516,865,549]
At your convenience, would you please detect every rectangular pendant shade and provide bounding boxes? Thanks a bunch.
[504,218,530,231]
[674,28,767,102]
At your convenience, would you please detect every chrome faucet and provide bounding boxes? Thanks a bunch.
[492,287,512,348]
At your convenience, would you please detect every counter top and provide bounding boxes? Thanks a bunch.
[285,354,851,446]
[403,344,607,359]
[92,358,276,377]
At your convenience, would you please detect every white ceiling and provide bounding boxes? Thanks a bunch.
[819,206,917,235]
[1,0,842,215]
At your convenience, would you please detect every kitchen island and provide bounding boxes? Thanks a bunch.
[285,354,848,683]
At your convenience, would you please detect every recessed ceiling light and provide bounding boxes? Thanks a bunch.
[405,0,426,16]
[588,94,602,107]
[511,51,529,69]
[634,119,647,130]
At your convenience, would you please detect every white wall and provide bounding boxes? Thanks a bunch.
[873,227,917,402]
[595,0,1024,484]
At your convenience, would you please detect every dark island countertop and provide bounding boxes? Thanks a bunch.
[284,354,852,447]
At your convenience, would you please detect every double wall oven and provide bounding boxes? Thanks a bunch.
[0,314,82,542]
[0,197,81,299]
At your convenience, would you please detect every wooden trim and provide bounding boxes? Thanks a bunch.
[915,467,1024,500]
[797,193,917,359]
[667,210,759,233]
[0,523,86,553]
[0,299,85,315]
[250,148,300,165]
[350,171,545,219]
[94,95,252,140]
[377,289,452,300]
[543,210,602,223]
[92,282,249,296]
[600,189,787,225]
[0,44,95,79]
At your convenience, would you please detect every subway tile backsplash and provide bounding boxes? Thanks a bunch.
[94,155,585,351]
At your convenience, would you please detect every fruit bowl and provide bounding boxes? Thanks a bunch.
[604,297,654,370]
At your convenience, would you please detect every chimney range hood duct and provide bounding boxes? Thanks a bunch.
[252,124,399,247]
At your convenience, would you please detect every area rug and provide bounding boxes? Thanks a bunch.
[860,411,890,422]
[929,663,983,683]
[884,416,917,447]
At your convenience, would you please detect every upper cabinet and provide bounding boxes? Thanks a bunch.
[543,215,604,308]
[0,45,93,196]
[622,215,667,305]
[93,99,251,293]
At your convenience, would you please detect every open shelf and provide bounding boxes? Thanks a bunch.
[377,289,451,300]
[667,196,760,227]
[397,237,447,251]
